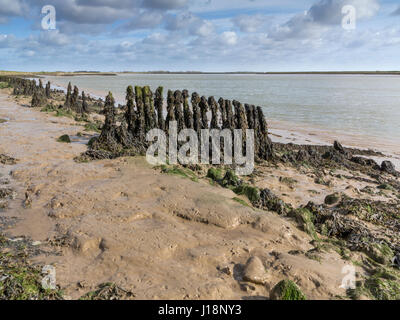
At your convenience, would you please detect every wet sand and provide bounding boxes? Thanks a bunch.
[0,90,361,300]
[269,119,400,162]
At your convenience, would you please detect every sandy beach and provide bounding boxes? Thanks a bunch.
[0,89,363,299]
[1,81,400,300]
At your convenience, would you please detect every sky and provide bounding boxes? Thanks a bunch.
[0,0,399,72]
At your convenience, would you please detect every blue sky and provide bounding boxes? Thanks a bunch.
[0,0,399,72]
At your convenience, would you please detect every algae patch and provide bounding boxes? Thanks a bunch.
[270,280,307,300]
[79,282,134,300]
[0,235,63,300]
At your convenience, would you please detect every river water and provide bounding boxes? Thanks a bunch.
[43,73,400,160]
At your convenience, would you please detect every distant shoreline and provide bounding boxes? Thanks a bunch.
[119,71,400,76]
[2,70,400,77]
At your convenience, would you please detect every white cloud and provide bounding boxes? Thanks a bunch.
[233,14,272,33]
[1,0,399,72]
[219,31,238,45]
[269,0,380,41]
[309,0,380,25]
[165,11,215,37]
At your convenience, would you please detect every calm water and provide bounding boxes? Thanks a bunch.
[45,74,400,146]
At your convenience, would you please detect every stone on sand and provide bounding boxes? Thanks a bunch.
[242,256,268,285]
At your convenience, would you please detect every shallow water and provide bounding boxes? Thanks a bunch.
[44,73,400,152]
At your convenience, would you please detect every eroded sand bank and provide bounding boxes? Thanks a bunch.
[0,91,367,299]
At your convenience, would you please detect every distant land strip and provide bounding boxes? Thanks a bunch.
[2,70,400,77]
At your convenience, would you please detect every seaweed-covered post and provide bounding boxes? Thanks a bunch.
[208,96,219,129]
[257,106,273,160]
[191,92,201,133]
[143,86,156,131]
[155,86,164,131]
[225,100,234,129]
[64,82,72,109]
[29,80,36,95]
[245,104,255,129]
[82,91,89,113]
[233,101,240,128]
[22,81,27,95]
[45,81,51,98]
[248,104,259,156]
[31,90,47,108]
[150,88,158,129]
[182,90,193,129]
[166,90,175,131]
[174,90,184,132]
[72,85,80,113]
[95,92,119,152]
[199,96,209,129]
[218,98,227,129]
[125,85,136,133]
[232,100,249,157]
[104,92,116,128]
[135,86,145,138]
[233,101,248,131]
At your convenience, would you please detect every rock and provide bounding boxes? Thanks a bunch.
[0,154,17,165]
[0,199,7,209]
[255,188,291,215]
[242,256,268,285]
[24,191,33,208]
[57,134,71,143]
[381,161,396,175]
[220,170,241,188]
[289,208,318,240]
[333,140,345,153]
[350,156,378,168]
[218,266,232,276]
[0,187,16,199]
[296,149,310,162]
[270,280,307,300]
[377,184,393,191]
[324,193,341,205]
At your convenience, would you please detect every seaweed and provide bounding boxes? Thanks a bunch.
[270,280,307,300]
